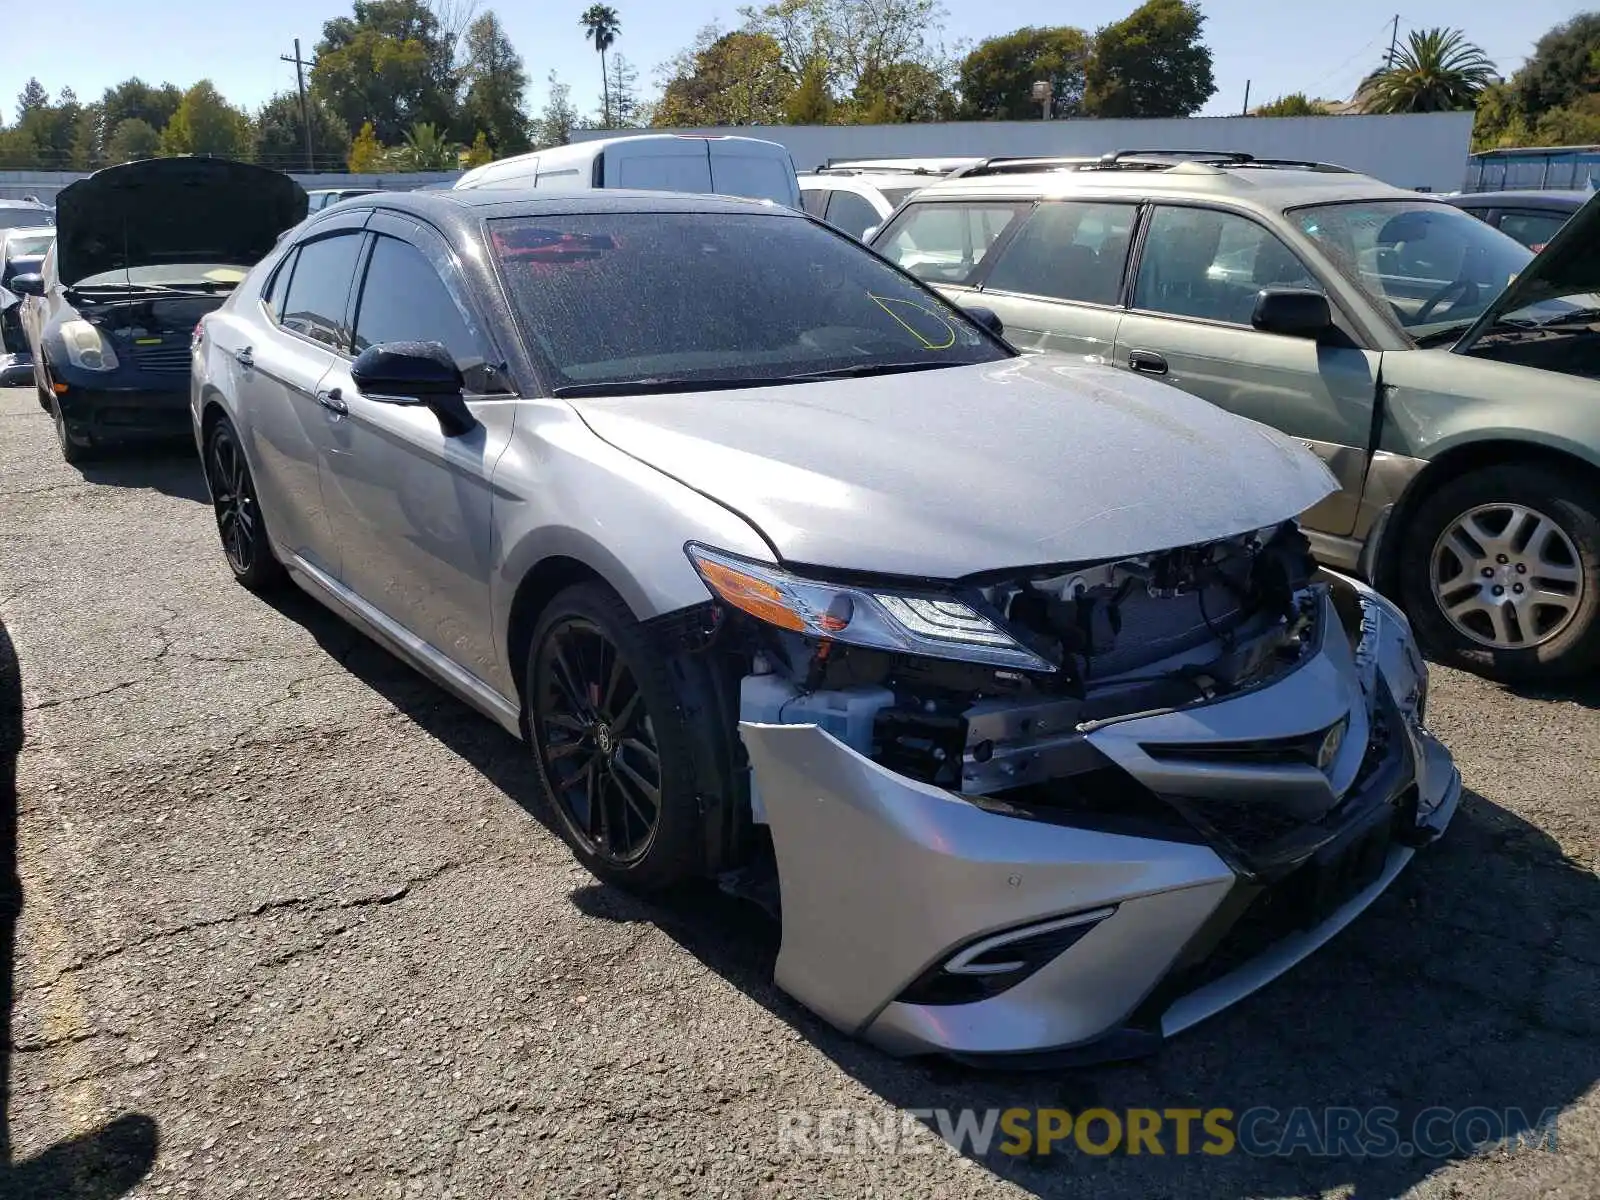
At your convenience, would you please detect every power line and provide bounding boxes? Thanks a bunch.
[1301,18,1400,98]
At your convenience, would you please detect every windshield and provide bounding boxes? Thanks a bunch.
[70,263,248,290]
[490,212,1009,394]
[6,233,53,259]
[1290,200,1561,343]
[0,208,52,231]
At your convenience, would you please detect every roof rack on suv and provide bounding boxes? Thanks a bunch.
[948,150,1355,178]
[812,164,950,177]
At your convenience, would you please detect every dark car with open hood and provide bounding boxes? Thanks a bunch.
[12,157,306,464]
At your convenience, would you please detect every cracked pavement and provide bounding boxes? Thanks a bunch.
[1,384,1599,1199]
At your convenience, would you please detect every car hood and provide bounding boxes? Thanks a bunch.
[54,158,307,286]
[569,356,1336,579]
[1458,188,1600,351]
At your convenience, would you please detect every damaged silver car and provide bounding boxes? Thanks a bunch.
[192,190,1459,1064]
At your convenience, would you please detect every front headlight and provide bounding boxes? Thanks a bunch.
[59,319,119,372]
[686,543,1055,672]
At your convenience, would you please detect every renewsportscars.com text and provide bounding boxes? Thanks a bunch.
[777,1106,1562,1159]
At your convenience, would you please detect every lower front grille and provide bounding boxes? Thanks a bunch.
[134,345,191,375]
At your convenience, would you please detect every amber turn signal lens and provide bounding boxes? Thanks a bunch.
[695,557,808,632]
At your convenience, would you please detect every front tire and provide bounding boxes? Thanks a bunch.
[1399,463,1600,682]
[526,582,707,891]
[204,417,284,592]
[49,389,95,465]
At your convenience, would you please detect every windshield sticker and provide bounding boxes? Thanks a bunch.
[868,294,957,350]
[492,227,616,265]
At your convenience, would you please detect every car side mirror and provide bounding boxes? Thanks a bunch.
[351,340,477,437]
[9,273,43,297]
[965,305,1005,339]
[1252,287,1334,340]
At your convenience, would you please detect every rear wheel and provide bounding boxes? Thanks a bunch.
[1399,463,1600,682]
[205,417,284,591]
[526,583,706,891]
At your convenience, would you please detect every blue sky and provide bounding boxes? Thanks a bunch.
[2,0,1588,126]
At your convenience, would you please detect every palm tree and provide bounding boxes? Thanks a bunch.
[580,5,622,127]
[402,122,459,171]
[1358,28,1496,113]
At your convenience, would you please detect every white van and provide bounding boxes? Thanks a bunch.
[453,133,801,207]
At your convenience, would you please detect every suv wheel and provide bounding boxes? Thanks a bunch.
[1399,463,1600,682]
[525,583,706,891]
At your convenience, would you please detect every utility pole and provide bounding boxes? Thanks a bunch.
[1385,14,1400,68]
[279,39,315,173]
[1242,80,1251,116]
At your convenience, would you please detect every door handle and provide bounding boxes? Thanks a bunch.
[1128,349,1168,375]
[316,387,347,415]
[233,346,254,370]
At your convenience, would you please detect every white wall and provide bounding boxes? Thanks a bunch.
[573,114,1474,193]
[0,170,462,204]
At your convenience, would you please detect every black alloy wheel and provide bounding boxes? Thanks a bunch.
[206,419,282,591]
[534,616,664,867]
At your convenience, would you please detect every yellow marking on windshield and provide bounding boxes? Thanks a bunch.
[868,293,957,350]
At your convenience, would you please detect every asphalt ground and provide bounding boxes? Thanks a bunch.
[0,383,1597,1199]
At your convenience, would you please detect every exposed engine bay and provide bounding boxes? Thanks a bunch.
[714,521,1322,812]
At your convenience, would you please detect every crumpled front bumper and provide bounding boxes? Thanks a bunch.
[739,577,1460,1063]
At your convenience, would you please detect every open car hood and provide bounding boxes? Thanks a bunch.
[570,357,1336,579]
[1457,188,1600,352]
[54,158,308,286]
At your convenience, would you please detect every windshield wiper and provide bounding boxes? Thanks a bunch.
[1412,321,1477,348]
[69,281,236,297]
[551,377,776,398]
[779,361,958,383]
[1535,306,1600,329]
[551,361,960,398]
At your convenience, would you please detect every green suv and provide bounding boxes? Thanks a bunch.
[869,151,1600,683]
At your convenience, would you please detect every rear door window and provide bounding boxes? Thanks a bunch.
[264,249,297,320]
[981,201,1137,305]
[278,231,365,350]
[800,188,829,217]
[823,190,882,240]
[875,202,1030,286]
[709,146,797,204]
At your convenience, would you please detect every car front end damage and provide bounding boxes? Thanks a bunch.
[692,522,1458,1064]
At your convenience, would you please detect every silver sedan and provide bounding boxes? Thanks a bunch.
[191,189,1459,1064]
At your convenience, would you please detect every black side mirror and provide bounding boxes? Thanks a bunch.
[1252,287,1334,340]
[351,340,477,437]
[965,305,1005,339]
[8,273,43,298]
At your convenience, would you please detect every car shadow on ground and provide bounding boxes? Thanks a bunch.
[0,615,159,1198]
[76,448,207,505]
[264,586,1599,1199]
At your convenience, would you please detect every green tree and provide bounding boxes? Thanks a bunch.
[1254,92,1330,117]
[1512,13,1600,121]
[255,91,353,171]
[958,26,1090,120]
[15,79,48,126]
[398,121,458,169]
[70,102,105,169]
[580,5,622,127]
[100,79,183,139]
[1358,28,1496,114]
[741,0,950,101]
[160,81,253,159]
[313,0,459,144]
[461,10,531,152]
[850,60,956,122]
[785,59,837,123]
[348,120,386,171]
[1084,0,1215,118]
[532,71,580,148]
[599,54,642,127]
[463,130,495,166]
[654,26,794,127]
[105,117,162,163]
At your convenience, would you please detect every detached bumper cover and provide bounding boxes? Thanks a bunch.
[741,581,1460,1061]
